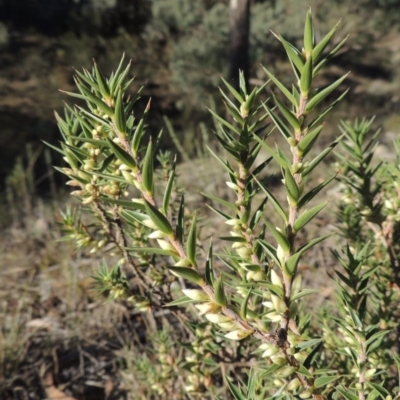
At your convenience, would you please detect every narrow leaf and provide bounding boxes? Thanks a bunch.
[214,275,227,306]
[144,200,173,236]
[114,88,127,133]
[264,220,290,253]
[167,267,205,285]
[306,73,349,112]
[294,202,327,232]
[262,66,297,107]
[186,215,197,265]
[304,8,314,54]
[142,140,154,194]
[273,95,300,131]
[107,138,137,169]
[298,124,323,156]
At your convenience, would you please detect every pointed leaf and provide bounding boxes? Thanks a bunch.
[264,220,290,253]
[186,215,197,265]
[114,88,126,133]
[298,124,323,156]
[283,167,299,202]
[144,200,173,236]
[304,9,314,54]
[214,275,227,306]
[220,76,243,103]
[300,55,313,95]
[94,62,110,97]
[162,165,176,214]
[262,66,297,107]
[312,19,341,63]
[306,73,349,112]
[298,175,335,208]
[142,140,154,194]
[167,266,205,285]
[314,376,340,389]
[254,176,287,223]
[294,202,327,232]
[273,95,300,131]
[285,234,332,274]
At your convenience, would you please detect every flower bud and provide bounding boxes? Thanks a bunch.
[270,269,283,289]
[224,329,252,341]
[195,302,221,315]
[182,289,209,302]
[270,355,287,365]
[261,344,279,358]
[287,378,301,391]
[148,230,166,239]
[205,314,231,324]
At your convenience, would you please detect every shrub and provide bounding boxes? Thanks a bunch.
[51,9,399,399]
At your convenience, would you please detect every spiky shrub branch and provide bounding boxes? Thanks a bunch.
[51,11,399,399]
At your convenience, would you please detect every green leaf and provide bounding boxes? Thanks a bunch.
[314,375,340,389]
[114,88,126,133]
[264,220,290,253]
[167,266,205,285]
[365,330,389,350]
[264,104,292,139]
[127,246,176,256]
[201,192,237,210]
[274,34,304,75]
[285,234,332,274]
[300,55,313,95]
[100,196,145,211]
[298,124,323,156]
[205,241,215,286]
[109,54,126,94]
[162,165,176,214]
[312,19,341,63]
[164,296,198,307]
[214,275,227,306]
[107,138,137,169]
[240,288,252,319]
[132,101,150,156]
[306,73,349,112]
[220,76,243,103]
[142,140,154,194]
[294,202,327,232]
[253,135,288,169]
[273,95,300,131]
[298,175,336,208]
[176,195,185,243]
[186,215,197,266]
[366,382,389,397]
[291,288,320,302]
[283,167,299,202]
[79,85,114,117]
[94,62,110,97]
[74,69,100,93]
[302,139,341,176]
[219,236,247,243]
[335,387,359,400]
[144,200,173,236]
[208,108,240,135]
[254,176,287,223]
[257,239,281,267]
[296,338,322,351]
[262,66,297,107]
[207,146,234,174]
[225,377,247,400]
[304,8,314,54]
